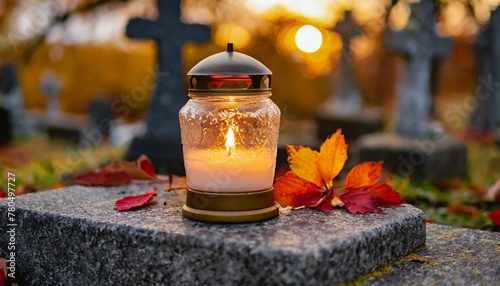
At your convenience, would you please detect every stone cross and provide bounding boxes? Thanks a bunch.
[126,0,211,139]
[125,0,211,173]
[322,10,362,115]
[470,8,500,134]
[384,0,451,138]
[469,18,494,132]
[40,71,63,121]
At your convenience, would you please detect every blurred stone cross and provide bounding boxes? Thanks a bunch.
[384,0,451,138]
[40,71,63,121]
[469,8,500,140]
[316,10,382,141]
[125,0,211,174]
[322,10,362,115]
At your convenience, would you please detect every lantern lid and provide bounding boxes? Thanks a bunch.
[187,43,272,94]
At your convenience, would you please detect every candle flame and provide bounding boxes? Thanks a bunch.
[226,127,235,155]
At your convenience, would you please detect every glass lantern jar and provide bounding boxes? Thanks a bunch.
[180,43,280,223]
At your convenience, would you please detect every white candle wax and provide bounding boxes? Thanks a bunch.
[184,149,276,192]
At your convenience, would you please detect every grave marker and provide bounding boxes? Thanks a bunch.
[358,0,467,182]
[469,8,500,142]
[316,11,382,141]
[384,0,451,138]
[124,0,211,174]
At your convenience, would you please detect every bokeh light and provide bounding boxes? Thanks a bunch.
[295,25,322,53]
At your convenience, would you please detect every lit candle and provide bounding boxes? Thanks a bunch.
[185,126,276,193]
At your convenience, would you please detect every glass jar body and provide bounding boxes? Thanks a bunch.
[179,93,280,192]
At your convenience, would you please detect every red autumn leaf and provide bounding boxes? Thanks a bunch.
[274,172,320,207]
[314,191,334,214]
[137,154,156,178]
[447,204,481,216]
[0,190,7,198]
[340,190,383,214]
[291,191,323,208]
[105,160,151,180]
[73,170,132,186]
[344,161,383,190]
[367,184,406,207]
[488,209,500,226]
[0,257,6,286]
[114,190,157,211]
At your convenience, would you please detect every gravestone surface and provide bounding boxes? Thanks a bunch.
[317,11,382,141]
[359,1,466,181]
[124,0,211,175]
[0,184,425,285]
[367,224,500,285]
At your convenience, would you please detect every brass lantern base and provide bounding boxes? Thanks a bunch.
[182,188,278,223]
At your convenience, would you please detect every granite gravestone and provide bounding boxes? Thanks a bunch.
[124,0,211,175]
[469,8,500,142]
[0,184,426,285]
[358,0,467,182]
[316,11,383,141]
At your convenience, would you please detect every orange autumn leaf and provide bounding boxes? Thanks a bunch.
[286,145,324,188]
[344,161,383,190]
[317,129,348,186]
[274,172,320,207]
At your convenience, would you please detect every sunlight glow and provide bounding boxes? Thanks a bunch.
[295,25,322,53]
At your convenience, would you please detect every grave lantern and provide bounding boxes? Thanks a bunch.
[180,43,280,223]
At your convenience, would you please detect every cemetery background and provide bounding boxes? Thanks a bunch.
[0,0,500,284]
[0,0,499,283]
[0,0,496,228]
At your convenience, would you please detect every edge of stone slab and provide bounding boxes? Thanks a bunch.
[0,187,426,285]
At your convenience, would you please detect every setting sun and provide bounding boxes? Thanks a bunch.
[295,25,323,53]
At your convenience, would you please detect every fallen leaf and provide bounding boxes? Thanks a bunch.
[316,129,348,186]
[73,170,132,186]
[367,184,406,207]
[447,204,481,216]
[286,145,324,188]
[314,191,335,213]
[488,209,500,226]
[167,174,187,190]
[274,172,320,207]
[16,185,37,195]
[344,161,383,190]
[340,190,382,214]
[468,184,488,198]
[291,191,322,208]
[0,257,6,286]
[137,154,156,177]
[114,190,157,211]
[105,160,151,180]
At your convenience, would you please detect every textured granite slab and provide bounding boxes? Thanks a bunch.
[0,184,425,285]
[364,224,500,285]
